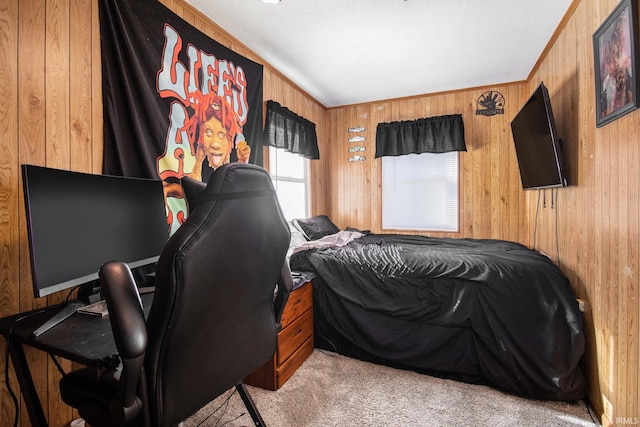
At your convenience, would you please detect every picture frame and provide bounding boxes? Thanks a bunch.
[593,0,640,127]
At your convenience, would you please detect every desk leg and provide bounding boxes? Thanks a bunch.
[8,340,48,426]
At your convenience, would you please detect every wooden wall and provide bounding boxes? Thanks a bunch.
[529,0,639,424]
[1,0,638,426]
[1,0,103,425]
[324,84,528,242]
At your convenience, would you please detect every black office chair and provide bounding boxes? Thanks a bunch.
[59,163,292,427]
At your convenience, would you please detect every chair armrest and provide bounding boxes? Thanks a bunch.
[99,261,147,411]
[273,262,293,331]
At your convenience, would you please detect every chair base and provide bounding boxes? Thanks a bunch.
[236,383,266,427]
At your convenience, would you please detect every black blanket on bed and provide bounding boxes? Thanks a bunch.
[290,233,585,401]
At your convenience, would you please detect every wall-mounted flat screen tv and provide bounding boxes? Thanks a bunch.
[510,82,568,190]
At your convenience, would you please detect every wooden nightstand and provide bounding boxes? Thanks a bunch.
[245,281,314,390]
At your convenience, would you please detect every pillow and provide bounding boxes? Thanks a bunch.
[289,221,308,249]
[345,226,370,236]
[286,221,309,263]
[293,215,340,240]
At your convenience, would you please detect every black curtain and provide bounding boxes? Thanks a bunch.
[264,100,319,159]
[375,114,466,158]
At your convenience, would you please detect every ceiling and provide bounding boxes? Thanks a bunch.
[186,0,574,108]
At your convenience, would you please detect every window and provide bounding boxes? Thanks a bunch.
[382,152,459,231]
[268,147,310,220]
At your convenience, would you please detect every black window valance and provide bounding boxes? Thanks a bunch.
[375,114,466,158]
[264,100,320,160]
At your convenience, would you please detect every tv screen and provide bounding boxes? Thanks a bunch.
[510,82,568,190]
[22,165,169,298]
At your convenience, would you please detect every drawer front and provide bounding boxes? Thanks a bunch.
[276,336,314,388]
[277,310,313,365]
[281,282,312,328]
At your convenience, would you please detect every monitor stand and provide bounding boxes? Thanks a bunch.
[32,300,87,337]
[32,281,101,337]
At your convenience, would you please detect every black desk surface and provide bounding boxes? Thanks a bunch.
[0,292,154,367]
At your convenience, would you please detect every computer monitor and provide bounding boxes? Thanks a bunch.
[22,165,169,299]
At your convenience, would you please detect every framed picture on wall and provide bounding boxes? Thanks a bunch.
[593,0,640,127]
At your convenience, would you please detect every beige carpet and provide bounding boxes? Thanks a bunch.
[185,349,599,427]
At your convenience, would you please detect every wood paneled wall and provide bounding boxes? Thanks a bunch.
[2,0,103,425]
[1,0,637,426]
[324,84,528,242]
[529,0,639,424]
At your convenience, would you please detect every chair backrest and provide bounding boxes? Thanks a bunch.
[145,163,290,426]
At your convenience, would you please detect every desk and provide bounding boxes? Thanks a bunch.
[0,293,154,427]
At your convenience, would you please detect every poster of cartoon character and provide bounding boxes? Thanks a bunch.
[99,0,263,235]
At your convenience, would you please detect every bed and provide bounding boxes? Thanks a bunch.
[288,216,585,401]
